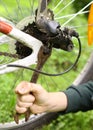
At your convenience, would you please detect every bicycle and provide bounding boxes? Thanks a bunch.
[0,0,93,130]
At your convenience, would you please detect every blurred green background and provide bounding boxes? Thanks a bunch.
[0,0,93,130]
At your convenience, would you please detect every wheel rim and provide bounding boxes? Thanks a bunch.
[0,0,92,128]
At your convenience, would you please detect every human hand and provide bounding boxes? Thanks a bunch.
[15,81,67,114]
[15,81,50,114]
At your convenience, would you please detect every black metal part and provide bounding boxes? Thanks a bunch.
[15,20,80,59]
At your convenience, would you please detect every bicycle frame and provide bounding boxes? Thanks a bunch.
[0,0,93,128]
[0,17,42,74]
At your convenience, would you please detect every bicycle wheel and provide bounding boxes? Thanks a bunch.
[0,0,93,130]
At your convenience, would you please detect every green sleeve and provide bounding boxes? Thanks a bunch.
[63,81,93,113]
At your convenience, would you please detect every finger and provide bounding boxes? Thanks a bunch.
[15,81,46,96]
[28,83,47,95]
[18,94,35,103]
[15,105,27,114]
[17,100,33,108]
[15,81,32,95]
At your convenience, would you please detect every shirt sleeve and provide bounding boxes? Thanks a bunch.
[63,81,93,113]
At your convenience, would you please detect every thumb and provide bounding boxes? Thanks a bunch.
[15,81,32,95]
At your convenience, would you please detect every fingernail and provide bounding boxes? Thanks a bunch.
[20,88,25,93]
[18,87,26,94]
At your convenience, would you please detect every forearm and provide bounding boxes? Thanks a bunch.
[64,81,93,113]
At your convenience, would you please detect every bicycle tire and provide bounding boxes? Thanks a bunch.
[0,0,93,130]
[0,51,93,130]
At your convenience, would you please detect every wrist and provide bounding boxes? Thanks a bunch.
[46,92,67,112]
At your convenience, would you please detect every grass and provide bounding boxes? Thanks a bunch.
[0,0,93,130]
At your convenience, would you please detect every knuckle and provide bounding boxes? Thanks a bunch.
[17,100,22,107]
[15,105,27,114]
[20,96,25,102]
[21,95,35,102]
